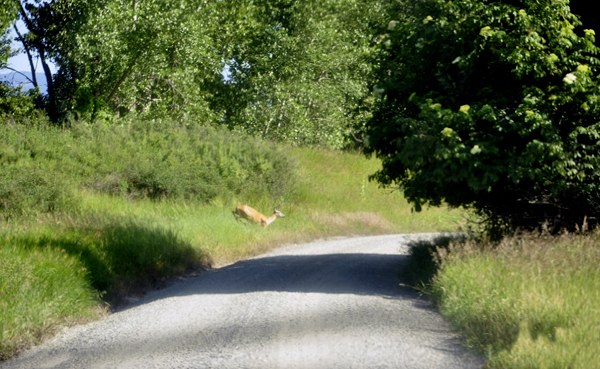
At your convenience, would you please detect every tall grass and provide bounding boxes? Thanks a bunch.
[411,232,600,369]
[0,235,101,361]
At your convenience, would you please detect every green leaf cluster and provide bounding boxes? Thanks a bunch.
[365,0,600,234]
[216,0,388,148]
[43,0,225,123]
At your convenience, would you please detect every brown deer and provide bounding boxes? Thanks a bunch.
[233,205,285,227]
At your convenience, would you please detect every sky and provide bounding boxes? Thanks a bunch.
[3,20,58,75]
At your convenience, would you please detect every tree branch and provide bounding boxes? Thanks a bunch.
[12,23,38,88]
[2,66,35,85]
[107,50,143,104]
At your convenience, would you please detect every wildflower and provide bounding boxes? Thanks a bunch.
[563,73,576,84]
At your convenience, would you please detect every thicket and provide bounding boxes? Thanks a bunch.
[365,0,600,236]
[0,119,296,219]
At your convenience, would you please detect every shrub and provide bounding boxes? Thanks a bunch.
[0,166,75,219]
[365,0,600,236]
[0,119,297,217]
[69,120,296,202]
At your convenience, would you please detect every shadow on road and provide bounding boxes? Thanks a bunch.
[121,253,432,311]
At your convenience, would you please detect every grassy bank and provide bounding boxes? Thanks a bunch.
[0,120,465,360]
[408,233,600,369]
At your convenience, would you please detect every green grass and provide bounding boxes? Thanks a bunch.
[0,138,465,360]
[70,146,465,265]
[413,232,600,369]
[0,235,102,361]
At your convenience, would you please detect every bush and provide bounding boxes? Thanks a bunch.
[0,83,38,121]
[0,166,76,219]
[365,0,600,236]
[68,120,296,202]
[0,118,297,218]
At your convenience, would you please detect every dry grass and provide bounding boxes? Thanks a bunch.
[312,211,394,233]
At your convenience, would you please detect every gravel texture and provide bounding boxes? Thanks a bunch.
[2,234,484,369]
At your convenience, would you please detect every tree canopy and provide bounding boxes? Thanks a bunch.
[2,0,388,149]
[217,0,388,148]
[365,0,600,235]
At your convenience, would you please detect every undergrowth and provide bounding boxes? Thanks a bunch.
[1,119,295,218]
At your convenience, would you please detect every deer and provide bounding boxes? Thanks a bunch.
[233,205,285,228]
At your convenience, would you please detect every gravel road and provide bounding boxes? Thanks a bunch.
[2,234,484,369]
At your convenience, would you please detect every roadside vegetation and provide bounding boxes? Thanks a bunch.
[0,117,464,360]
[405,232,600,369]
[3,0,600,367]
[382,1,600,367]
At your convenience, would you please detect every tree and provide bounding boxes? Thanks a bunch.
[0,0,16,67]
[218,0,389,149]
[364,0,600,235]
[1,0,36,120]
[54,0,228,122]
[9,0,230,123]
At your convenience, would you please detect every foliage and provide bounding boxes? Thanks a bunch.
[0,118,297,218]
[0,163,76,219]
[216,0,389,149]
[11,0,226,122]
[364,0,600,235]
[8,0,390,147]
[0,84,37,120]
[0,0,17,67]
[0,1,37,120]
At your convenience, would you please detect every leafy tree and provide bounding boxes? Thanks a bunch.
[1,0,16,67]
[55,0,227,122]
[9,0,230,123]
[219,0,388,149]
[365,0,600,235]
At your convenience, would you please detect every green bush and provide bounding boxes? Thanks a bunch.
[0,120,76,218]
[365,0,600,236]
[0,119,297,217]
[0,83,38,121]
[0,166,75,219]
[69,120,296,201]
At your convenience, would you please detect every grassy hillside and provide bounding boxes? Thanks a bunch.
[0,120,465,360]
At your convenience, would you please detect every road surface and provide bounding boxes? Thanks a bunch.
[2,234,484,369]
